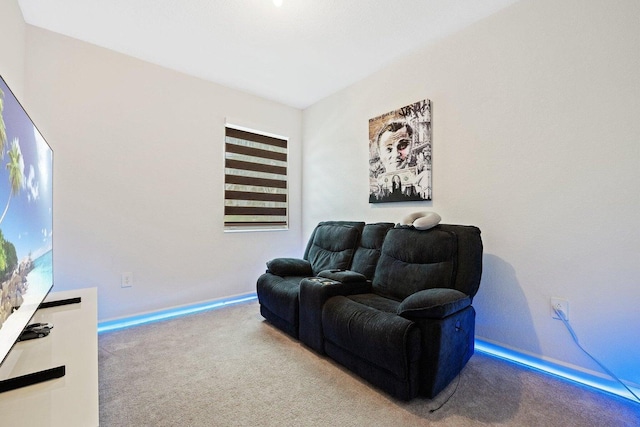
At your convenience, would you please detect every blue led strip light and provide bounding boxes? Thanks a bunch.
[97,293,257,333]
[97,293,639,404]
[475,339,640,404]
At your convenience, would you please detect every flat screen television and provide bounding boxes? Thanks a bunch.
[0,75,53,368]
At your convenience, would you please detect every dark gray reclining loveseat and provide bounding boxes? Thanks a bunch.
[256,221,393,338]
[257,221,482,401]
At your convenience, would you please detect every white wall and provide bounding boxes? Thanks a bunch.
[6,0,639,388]
[23,26,303,321]
[302,0,640,385]
[0,0,26,94]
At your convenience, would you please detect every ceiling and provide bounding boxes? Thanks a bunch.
[18,0,520,109]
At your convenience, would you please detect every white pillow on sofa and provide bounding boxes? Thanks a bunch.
[399,211,441,230]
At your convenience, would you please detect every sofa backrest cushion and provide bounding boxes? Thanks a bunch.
[304,222,364,276]
[350,222,394,280]
[436,224,483,298]
[372,225,482,301]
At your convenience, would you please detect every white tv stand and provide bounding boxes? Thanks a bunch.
[0,288,98,427]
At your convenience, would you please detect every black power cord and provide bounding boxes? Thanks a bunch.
[429,321,469,413]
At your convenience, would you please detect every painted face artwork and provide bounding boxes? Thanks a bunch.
[378,125,411,172]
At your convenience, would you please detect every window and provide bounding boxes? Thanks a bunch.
[224,125,288,231]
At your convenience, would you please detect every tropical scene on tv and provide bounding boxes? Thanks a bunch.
[0,78,53,330]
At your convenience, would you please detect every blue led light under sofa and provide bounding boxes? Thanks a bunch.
[257,217,482,401]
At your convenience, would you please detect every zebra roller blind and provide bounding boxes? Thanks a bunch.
[224,125,288,230]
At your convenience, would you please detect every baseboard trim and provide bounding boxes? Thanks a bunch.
[97,293,257,333]
[475,338,640,404]
[97,297,638,404]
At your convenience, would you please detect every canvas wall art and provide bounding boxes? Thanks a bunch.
[369,99,432,203]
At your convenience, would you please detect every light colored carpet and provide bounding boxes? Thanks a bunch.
[99,301,640,426]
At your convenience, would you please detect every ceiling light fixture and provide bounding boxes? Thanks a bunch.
[273,0,283,7]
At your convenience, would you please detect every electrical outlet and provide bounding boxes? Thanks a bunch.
[551,298,569,320]
[121,272,133,288]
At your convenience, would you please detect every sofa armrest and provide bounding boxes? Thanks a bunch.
[266,258,313,277]
[318,269,367,283]
[397,288,471,320]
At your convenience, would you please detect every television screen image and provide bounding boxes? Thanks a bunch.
[0,76,53,367]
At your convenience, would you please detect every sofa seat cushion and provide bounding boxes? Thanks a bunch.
[346,293,400,314]
[256,274,305,326]
[322,296,421,380]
